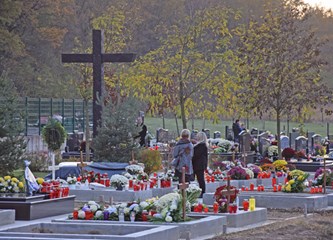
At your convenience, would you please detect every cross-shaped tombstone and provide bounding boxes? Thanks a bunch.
[62,29,135,137]
[48,152,59,180]
[221,175,237,211]
[178,167,189,221]
[78,151,87,176]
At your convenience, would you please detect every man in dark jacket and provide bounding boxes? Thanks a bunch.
[192,132,208,197]
[232,119,242,143]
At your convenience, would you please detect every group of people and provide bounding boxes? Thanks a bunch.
[172,129,208,198]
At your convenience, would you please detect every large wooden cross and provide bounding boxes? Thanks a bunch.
[222,176,237,211]
[78,151,87,175]
[178,167,189,221]
[62,29,135,137]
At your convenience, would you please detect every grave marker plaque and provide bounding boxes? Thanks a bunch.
[295,136,307,152]
[239,131,251,152]
[289,132,300,149]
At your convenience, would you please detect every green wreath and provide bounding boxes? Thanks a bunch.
[42,118,67,151]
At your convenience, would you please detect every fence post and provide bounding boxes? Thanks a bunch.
[82,100,85,132]
[50,98,53,117]
[72,99,75,133]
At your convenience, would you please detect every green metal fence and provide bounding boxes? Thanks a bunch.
[18,97,92,136]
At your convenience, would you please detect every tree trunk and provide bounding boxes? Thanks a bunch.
[179,79,187,129]
[174,113,180,136]
[84,99,90,162]
[277,110,281,159]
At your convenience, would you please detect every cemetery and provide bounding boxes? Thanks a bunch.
[2,1,333,240]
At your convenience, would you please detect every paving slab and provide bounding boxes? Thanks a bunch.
[69,189,153,202]
[53,214,227,239]
[0,210,15,226]
[151,187,176,197]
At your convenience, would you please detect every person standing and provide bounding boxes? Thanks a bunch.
[232,119,242,143]
[135,124,147,147]
[172,129,194,183]
[192,132,208,197]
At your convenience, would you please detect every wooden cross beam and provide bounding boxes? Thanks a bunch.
[62,29,135,137]
[178,167,189,221]
[221,176,237,211]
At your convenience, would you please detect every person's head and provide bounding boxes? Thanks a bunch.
[142,125,147,131]
[180,129,191,139]
[196,131,208,146]
[235,119,240,123]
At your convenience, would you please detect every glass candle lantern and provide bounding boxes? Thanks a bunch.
[249,196,255,211]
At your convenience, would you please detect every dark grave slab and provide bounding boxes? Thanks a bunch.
[0,194,75,220]
[290,159,333,172]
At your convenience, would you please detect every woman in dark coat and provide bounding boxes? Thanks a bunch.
[192,131,208,197]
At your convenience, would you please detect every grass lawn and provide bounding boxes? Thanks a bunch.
[144,117,331,137]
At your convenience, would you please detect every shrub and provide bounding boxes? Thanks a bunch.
[282,148,295,159]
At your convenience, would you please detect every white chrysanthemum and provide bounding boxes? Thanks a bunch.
[125,165,144,175]
[165,215,173,222]
[78,210,85,219]
[123,172,133,179]
[155,192,180,212]
[88,201,97,205]
[110,174,129,186]
[187,183,201,193]
[89,204,98,213]
[95,210,103,218]
[243,168,254,179]
[140,201,149,209]
[124,207,130,215]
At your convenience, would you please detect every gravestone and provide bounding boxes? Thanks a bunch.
[289,132,300,149]
[259,137,270,156]
[295,136,307,152]
[311,134,322,153]
[203,129,210,139]
[307,132,315,153]
[225,126,233,141]
[280,135,290,150]
[156,128,169,143]
[214,131,221,139]
[239,131,251,152]
[250,128,258,136]
[191,129,198,140]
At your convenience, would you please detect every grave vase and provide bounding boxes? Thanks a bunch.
[116,184,123,191]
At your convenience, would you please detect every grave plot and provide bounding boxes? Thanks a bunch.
[0,222,178,240]
[0,193,75,220]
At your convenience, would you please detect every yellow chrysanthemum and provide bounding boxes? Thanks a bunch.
[0,177,4,182]
[285,185,291,192]
[11,177,18,183]
[297,176,303,181]
[36,178,44,185]
[4,176,11,181]
[289,180,295,185]
[18,182,24,189]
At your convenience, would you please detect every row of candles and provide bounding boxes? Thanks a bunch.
[128,178,172,191]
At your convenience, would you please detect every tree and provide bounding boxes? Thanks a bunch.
[231,0,332,158]
[0,72,26,176]
[93,97,140,162]
[130,6,238,129]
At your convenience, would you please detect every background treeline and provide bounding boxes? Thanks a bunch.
[1,0,333,125]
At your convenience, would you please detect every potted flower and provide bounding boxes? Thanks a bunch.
[227,166,249,180]
[110,174,128,190]
[281,148,295,161]
[282,170,309,193]
[0,176,24,193]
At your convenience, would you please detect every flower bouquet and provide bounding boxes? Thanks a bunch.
[247,164,261,178]
[282,170,309,193]
[313,168,333,186]
[282,148,295,161]
[214,185,238,213]
[0,176,24,193]
[227,166,249,180]
[125,164,144,175]
[314,144,326,156]
[66,175,77,185]
[272,160,288,172]
[110,174,128,190]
